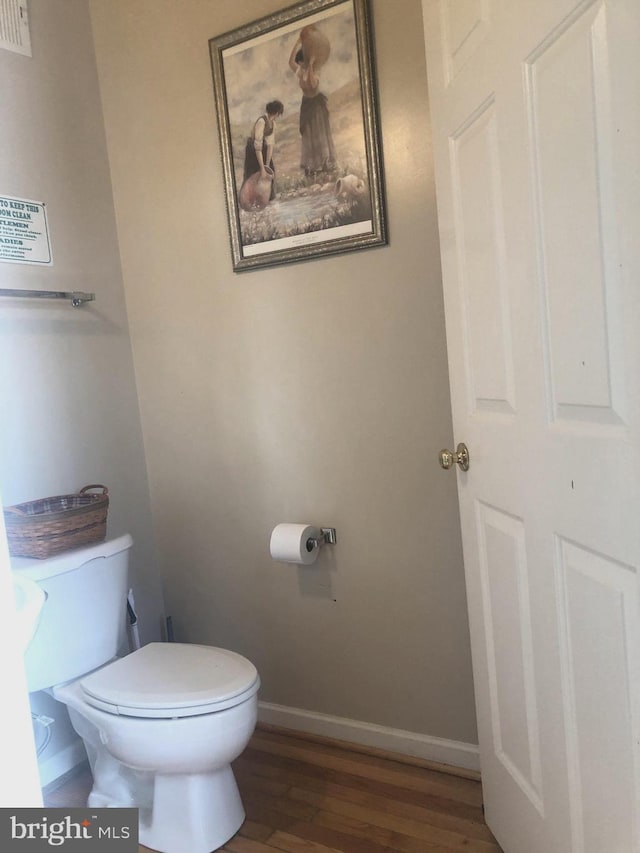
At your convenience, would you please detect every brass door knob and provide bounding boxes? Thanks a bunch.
[438,443,470,471]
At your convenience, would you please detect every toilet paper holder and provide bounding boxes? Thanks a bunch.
[306,527,337,553]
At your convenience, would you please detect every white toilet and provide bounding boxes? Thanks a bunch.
[13,534,260,853]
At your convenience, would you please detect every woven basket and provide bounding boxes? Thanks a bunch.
[4,485,109,559]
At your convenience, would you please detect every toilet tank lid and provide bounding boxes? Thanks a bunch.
[10,534,133,581]
[80,642,259,713]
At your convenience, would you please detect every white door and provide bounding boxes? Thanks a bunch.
[0,494,42,807]
[421,1,640,851]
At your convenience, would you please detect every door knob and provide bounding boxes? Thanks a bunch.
[438,442,470,471]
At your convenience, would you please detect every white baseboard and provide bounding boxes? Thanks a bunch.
[257,701,480,773]
[38,738,86,789]
[36,705,480,788]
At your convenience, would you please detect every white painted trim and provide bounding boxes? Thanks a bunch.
[35,705,480,789]
[257,701,480,772]
[38,738,86,789]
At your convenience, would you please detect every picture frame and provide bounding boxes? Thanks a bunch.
[209,0,387,272]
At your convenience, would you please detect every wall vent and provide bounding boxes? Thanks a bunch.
[0,0,31,57]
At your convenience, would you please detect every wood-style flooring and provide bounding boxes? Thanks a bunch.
[44,726,502,852]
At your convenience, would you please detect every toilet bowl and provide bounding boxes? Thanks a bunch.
[56,643,259,852]
[12,535,260,853]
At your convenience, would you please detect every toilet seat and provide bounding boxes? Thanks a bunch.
[79,642,259,719]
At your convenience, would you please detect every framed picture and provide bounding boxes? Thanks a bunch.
[209,0,387,272]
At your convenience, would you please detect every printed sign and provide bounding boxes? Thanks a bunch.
[0,195,52,265]
[0,808,138,851]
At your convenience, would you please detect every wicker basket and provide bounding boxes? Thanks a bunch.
[4,485,109,559]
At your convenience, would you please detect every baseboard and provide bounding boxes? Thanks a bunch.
[257,701,480,773]
[35,705,480,787]
[38,739,86,789]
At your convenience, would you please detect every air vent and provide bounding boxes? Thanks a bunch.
[0,0,31,57]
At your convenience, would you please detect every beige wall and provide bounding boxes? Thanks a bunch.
[91,0,477,743]
[0,0,165,778]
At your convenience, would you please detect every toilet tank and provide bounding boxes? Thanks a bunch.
[11,534,133,693]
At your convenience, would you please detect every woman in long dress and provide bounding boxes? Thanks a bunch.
[242,100,284,204]
[289,27,336,177]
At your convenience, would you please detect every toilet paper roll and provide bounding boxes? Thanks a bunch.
[270,523,320,565]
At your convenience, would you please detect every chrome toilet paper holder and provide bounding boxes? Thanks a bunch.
[306,527,337,552]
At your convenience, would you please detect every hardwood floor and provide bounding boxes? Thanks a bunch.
[44,726,502,852]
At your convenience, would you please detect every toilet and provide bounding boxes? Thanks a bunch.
[13,534,260,853]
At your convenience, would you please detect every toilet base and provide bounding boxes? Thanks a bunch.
[139,765,245,853]
[55,666,258,852]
